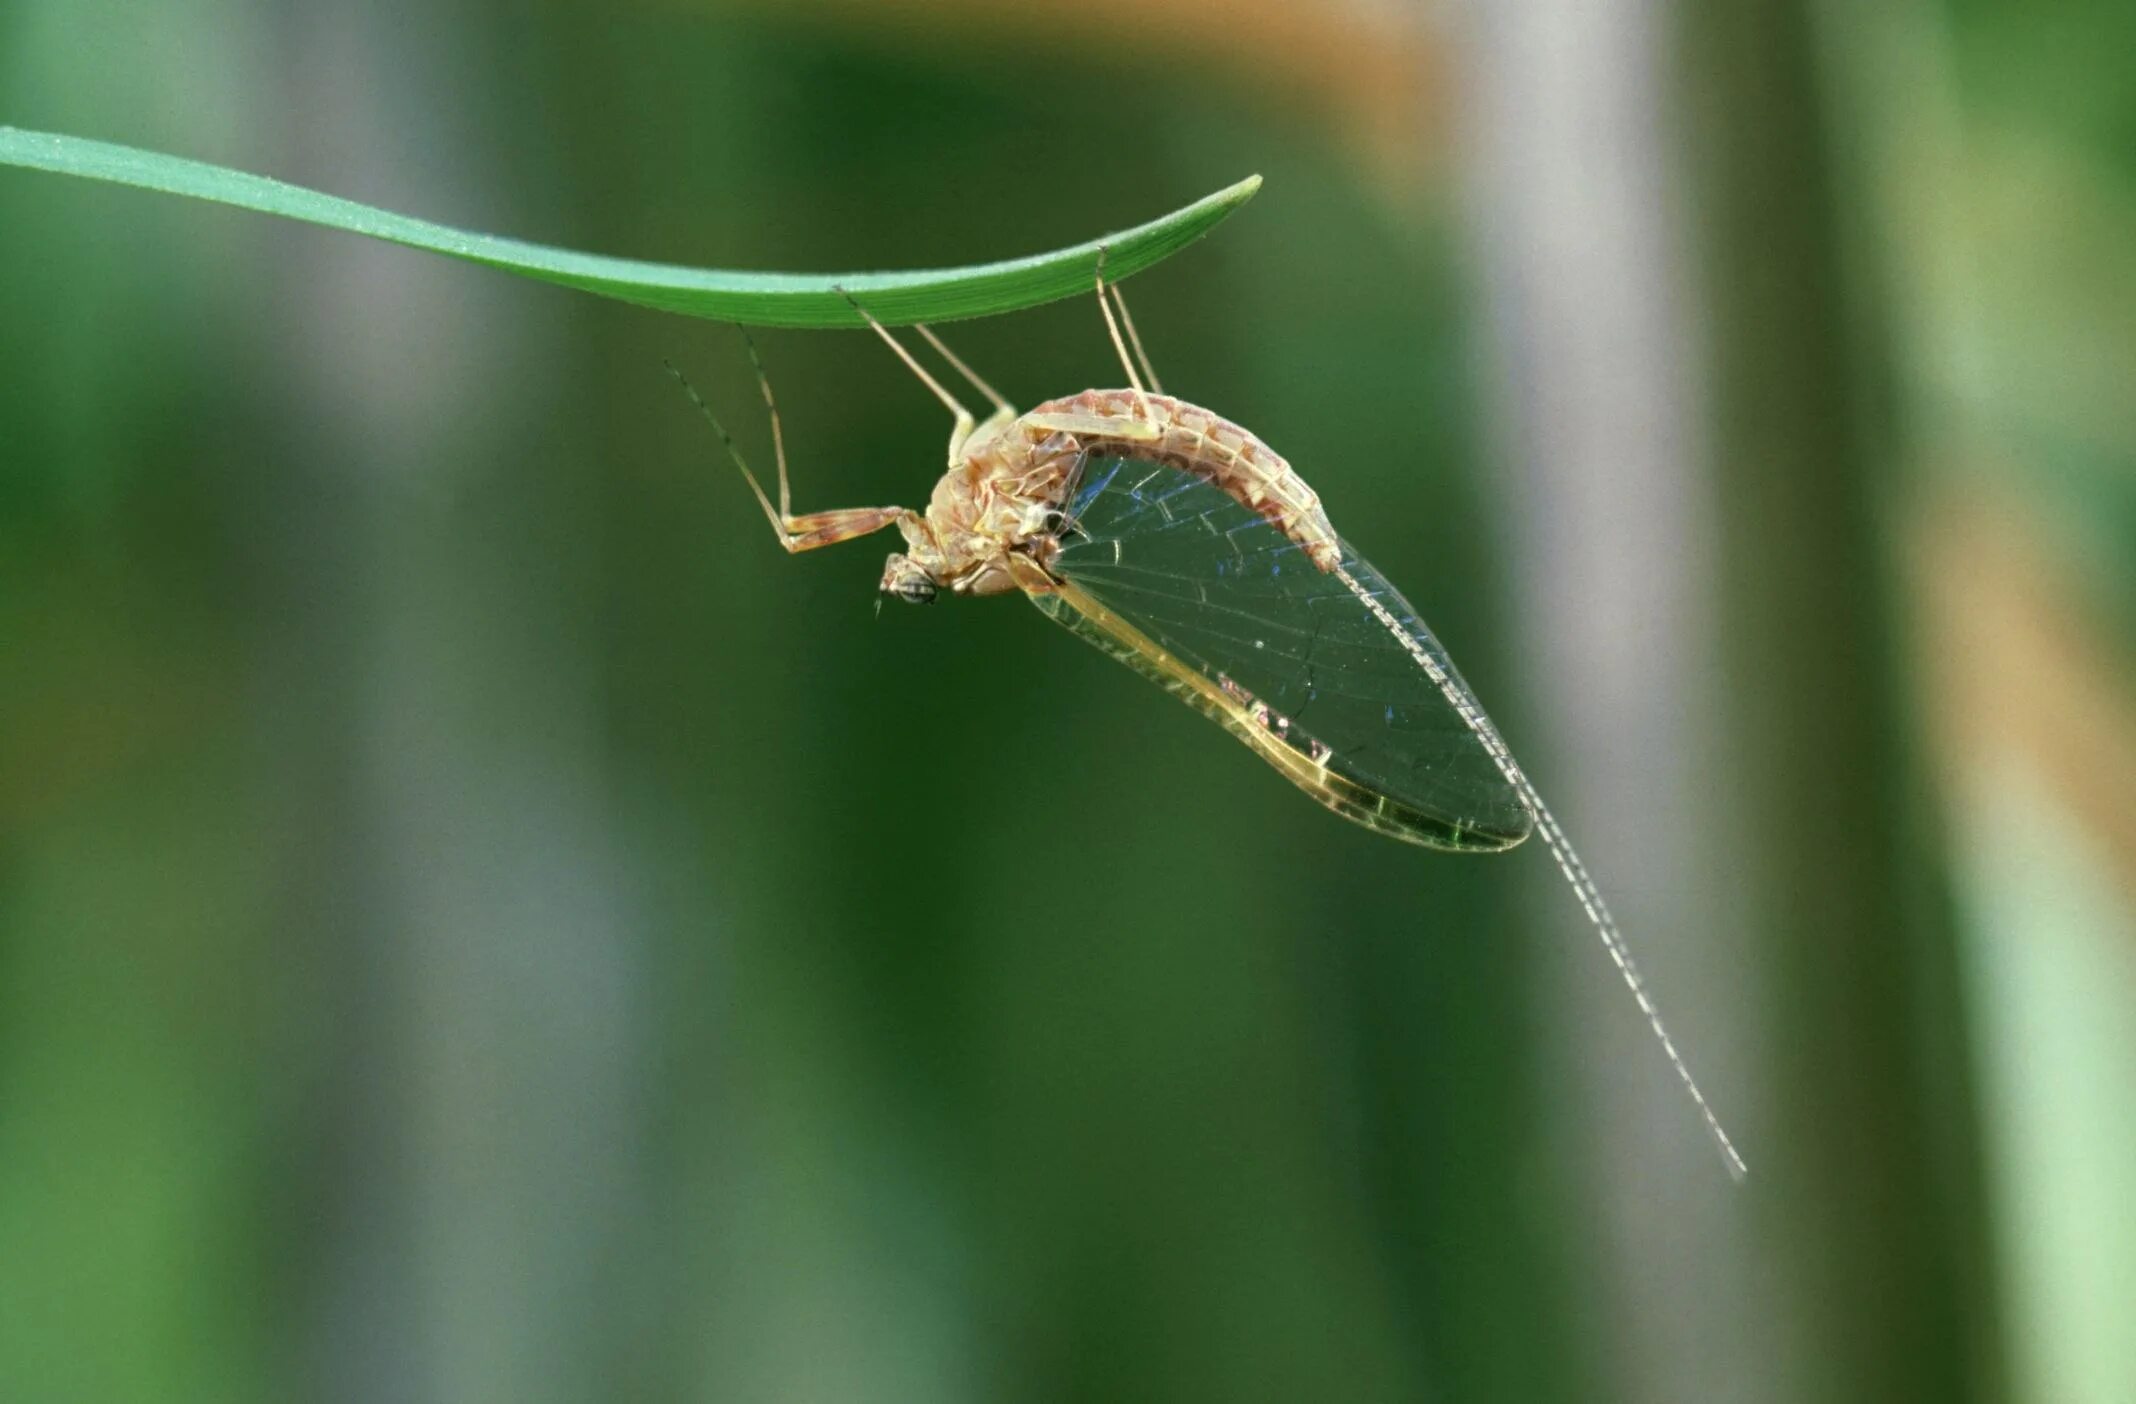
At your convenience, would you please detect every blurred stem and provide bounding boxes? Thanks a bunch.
[1676,1,2005,1400]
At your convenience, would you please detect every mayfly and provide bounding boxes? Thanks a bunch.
[672,262,1747,1179]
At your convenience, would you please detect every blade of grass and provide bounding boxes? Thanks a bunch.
[0,127,1258,326]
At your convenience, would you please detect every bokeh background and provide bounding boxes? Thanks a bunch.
[3,1,2131,1400]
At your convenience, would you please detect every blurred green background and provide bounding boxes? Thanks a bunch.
[2,1,2131,1401]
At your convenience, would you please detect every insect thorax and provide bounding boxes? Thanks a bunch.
[897,429,1082,598]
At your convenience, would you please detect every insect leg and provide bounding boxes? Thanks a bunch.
[667,357,909,554]
[835,288,979,464]
[737,330,794,521]
[911,322,1016,426]
[1017,411,1161,443]
[1106,280,1163,394]
[1092,247,1156,428]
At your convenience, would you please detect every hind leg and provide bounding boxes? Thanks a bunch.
[1093,247,1162,427]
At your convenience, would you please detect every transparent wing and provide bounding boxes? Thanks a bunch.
[1029,457,1533,851]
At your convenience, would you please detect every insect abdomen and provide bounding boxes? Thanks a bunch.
[1027,390,1342,572]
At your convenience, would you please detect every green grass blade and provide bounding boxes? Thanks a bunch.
[0,126,1258,327]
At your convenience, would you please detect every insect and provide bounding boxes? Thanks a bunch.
[672,261,1747,1179]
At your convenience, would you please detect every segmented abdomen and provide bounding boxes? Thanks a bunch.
[1024,390,1342,572]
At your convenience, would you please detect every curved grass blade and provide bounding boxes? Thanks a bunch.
[0,126,1259,327]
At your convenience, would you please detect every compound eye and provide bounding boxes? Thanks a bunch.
[897,578,938,605]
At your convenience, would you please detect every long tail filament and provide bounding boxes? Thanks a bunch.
[1334,565,1748,1180]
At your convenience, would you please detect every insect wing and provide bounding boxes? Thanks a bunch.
[1032,458,1532,851]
